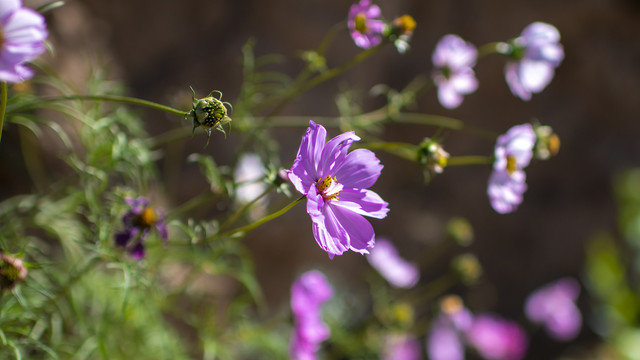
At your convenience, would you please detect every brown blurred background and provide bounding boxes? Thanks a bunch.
[4,0,640,357]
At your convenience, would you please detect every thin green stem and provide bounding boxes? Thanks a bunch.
[477,41,508,58]
[261,43,386,126]
[402,273,458,307]
[360,141,417,162]
[219,183,275,230]
[447,155,493,166]
[208,196,305,241]
[7,94,188,117]
[0,82,7,144]
[167,191,220,220]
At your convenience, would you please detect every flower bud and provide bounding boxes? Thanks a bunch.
[189,89,233,144]
[0,253,28,291]
[534,124,560,160]
[446,217,474,246]
[451,253,482,285]
[418,138,450,176]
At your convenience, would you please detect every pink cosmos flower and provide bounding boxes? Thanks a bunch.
[487,124,536,214]
[466,314,528,360]
[367,237,419,288]
[504,22,564,101]
[525,277,582,341]
[287,121,389,258]
[290,271,333,360]
[348,0,386,49]
[0,0,48,82]
[432,34,479,109]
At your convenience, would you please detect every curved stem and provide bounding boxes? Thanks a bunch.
[219,183,275,230]
[0,82,7,144]
[209,196,305,241]
[7,94,188,117]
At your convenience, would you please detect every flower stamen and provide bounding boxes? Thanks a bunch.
[317,175,342,201]
[135,207,156,228]
[506,155,517,175]
[354,13,368,33]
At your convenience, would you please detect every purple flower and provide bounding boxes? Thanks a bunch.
[466,314,528,360]
[367,237,419,288]
[115,197,168,259]
[287,121,389,258]
[504,22,564,101]
[0,0,48,82]
[525,277,582,341]
[382,333,421,360]
[487,124,536,214]
[348,0,386,49]
[432,35,479,109]
[290,271,333,360]
[427,318,465,360]
[426,295,473,360]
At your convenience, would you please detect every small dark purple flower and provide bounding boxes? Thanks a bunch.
[487,124,536,214]
[115,197,168,259]
[0,0,48,82]
[290,271,333,360]
[367,237,419,288]
[503,22,564,101]
[525,277,582,341]
[432,34,479,109]
[287,121,389,258]
[348,0,386,49]
[466,314,528,360]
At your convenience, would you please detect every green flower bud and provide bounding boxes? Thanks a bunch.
[189,89,233,146]
[533,124,560,160]
[451,253,482,285]
[446,217,474,246]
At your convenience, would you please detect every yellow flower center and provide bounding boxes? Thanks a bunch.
[135,207,156,228]
[0,27,4,49]
[316,175,341,201]
[505,155,517,175]
[354,13,368,33]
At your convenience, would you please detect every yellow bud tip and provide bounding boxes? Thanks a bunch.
[354,13,368,33]
[505,155,517,175]
[394,15,416,34]
[548,134,561,156]
[440,295,463,315]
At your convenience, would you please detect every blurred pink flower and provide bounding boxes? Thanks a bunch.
[432,34,479,109]
[426,296,473,360]
[367,237,419,288]
[466,314,528,360]
[504,22,564,101]
[0,0,48,82]
[348,0,386,49]
[382,333,422,360]
[525,277,582,341]
[290,271,333,360]
[487,124,536,214]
